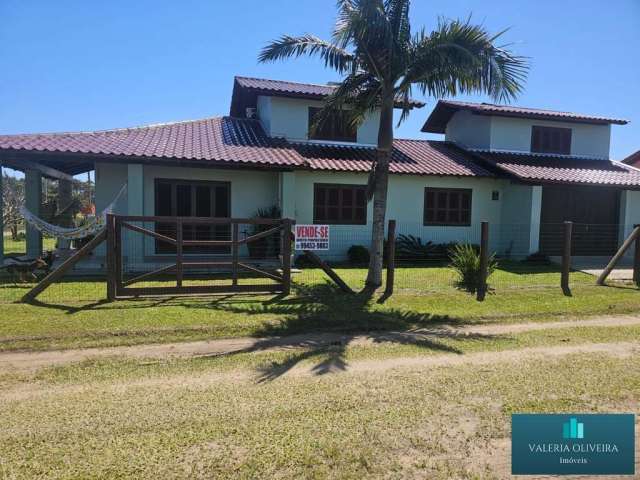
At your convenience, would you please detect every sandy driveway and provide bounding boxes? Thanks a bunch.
[1,314,639,372]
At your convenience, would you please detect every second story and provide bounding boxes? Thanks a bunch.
[421,100,628,160]
[230,76,424,146]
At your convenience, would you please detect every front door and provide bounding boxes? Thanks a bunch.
[154,179,231,254]
[539,185,620,255]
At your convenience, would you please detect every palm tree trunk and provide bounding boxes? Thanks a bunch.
[365,94,394,289]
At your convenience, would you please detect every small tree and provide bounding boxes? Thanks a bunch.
[2,173,25,240]
[259,0,528,290]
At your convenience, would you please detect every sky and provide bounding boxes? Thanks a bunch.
[1,0,639,161]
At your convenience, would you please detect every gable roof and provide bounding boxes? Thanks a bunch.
[230,76,425,117]
[622,150,640,166]
[476,151,640,188]
[422,100,629,133]
[0,116,491,177]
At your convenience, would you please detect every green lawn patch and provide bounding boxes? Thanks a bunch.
[0,346,637,479]
[0,262,637,352]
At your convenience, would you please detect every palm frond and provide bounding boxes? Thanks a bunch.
[385,0,411,46]
[403,18,529,102]
[258,34,355,73]
[308,73,380,135]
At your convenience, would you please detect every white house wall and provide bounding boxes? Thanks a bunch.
[489,116,611,159]
[444,111,492,149]
[444,111,612,159]
[293,171,505,258]
[257,95,380,145]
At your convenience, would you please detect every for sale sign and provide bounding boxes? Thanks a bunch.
[295,224,329,250]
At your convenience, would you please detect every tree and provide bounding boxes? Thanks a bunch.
[2,174,25,240]
[259,0,528,289]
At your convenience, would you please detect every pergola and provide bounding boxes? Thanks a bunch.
[0,150,95,264]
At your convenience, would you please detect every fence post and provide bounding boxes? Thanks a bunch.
[384,219,396,297]
[106,213,116,301]
[281,218,293,295]
[176,218,183,288]
[231,222,239,287]
[633,225,640,287]
[561,221,573,295]
[477,221,489,301]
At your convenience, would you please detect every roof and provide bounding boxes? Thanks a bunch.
[422,100,629,133]
[230,76,425,117]
[0,116,491,177]
[622,150,640,166]
[295,139,491,176]
[476,151,640,187]
[0,117,300,174]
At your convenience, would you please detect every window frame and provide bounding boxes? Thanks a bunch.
[153,178,232,254]
[423,187,472,227]
[308,107,358,143]
[313,183,367,225]
[530,125,572,155]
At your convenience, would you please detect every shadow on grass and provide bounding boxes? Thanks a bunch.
[181,282,501,382]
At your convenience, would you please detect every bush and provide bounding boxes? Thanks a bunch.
[395,234,459,260]
[449,243,497,292]
[347,245,370,265]
[294,252,316,268]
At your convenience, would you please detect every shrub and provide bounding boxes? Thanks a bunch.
[294,252,316,268]
[395,234,458,260]
[449,243,497,292]
[347,245,370,265]
[525,251,551,264]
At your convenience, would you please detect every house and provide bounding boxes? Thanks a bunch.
[623,150,640,167]
[1,76,639,271]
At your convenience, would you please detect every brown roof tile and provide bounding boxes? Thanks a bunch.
[422,100,628,133]
[230,76,425,116]
[295,139,491,176]
[478,151,640,187]
[622,150,640,166]
[0,117,301,167]
[0,116,491,177]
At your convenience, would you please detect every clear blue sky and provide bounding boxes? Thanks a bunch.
[1,0,638,159]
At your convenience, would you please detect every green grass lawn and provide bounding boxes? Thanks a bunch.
[0,339,637,479]
[0,262,638,351]
[3,232,57,256]
[1,260,639,478]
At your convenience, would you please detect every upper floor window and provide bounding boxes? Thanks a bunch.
[531,126,572,155]
[424,188,472,226]
[314,183,366,225]
[308,107,357,143]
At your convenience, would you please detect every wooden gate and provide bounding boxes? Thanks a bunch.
[106,214,292,299]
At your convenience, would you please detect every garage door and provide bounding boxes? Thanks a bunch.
[539,186,620,256]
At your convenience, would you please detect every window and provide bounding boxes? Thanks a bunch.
[314,184,366,225]
[423,188,472,226]
[154,179,231,254]
[531,126,572,155]
[308,107,357,143]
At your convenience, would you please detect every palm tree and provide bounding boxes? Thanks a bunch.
[259,0,528,290]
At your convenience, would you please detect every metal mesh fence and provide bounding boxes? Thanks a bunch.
[1,220,637,304]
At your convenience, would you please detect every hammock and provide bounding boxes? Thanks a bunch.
[20,184,127,240]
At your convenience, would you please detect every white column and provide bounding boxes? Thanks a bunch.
[126,164,144,268]
[529,186,542,254]
[279,171,296,220]
[619,190,640,249]
[57,179,73,249]
[25,169,43,258]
